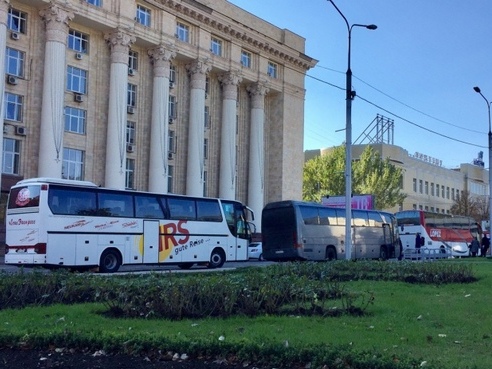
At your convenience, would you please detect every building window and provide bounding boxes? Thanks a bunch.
[441,185,445,198]
[168,130,176,153]
[419,179,423,194]
[167,165,174,193]
[126,158,135,189]
[68,29,89,53]
[425,181,429,195]
[431,183,435,196]
[452,188,455,200]
[204,138,208,159]
[446,186,450,199]
[168,95,177,119]
[136,5,151,27]
[86,0,102,6]
[205,77,210,95]
[4,93,23,122]
[2,138,20,174]
[241,50,251,68]
[169,65,176,83]
[176,22,189,42]
[128,50,138,70]
[64,106,86,134]
[211,37,222,56]
[127,83,137,107]
[67,66,87,94]
[62,148,84,181]
[5,47,24,78]
[8,8,27,34]
[412,178,417,192]
[204,106,210,129]
[203,170,208,197]
[126,121,136,144]
[267,61,278,78]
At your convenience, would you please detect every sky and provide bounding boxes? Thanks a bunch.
[227,0,492,169]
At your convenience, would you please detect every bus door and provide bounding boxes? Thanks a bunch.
[143,220,159,263]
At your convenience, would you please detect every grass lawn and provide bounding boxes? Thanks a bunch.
[1,258,491,368]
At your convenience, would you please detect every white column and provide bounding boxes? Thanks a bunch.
[247,83,269,231]
[147,45,176,193]
[38,4,74,178]
[104,29,135,189]
[218,72,242,200]
[185,59,211,197]
[0,0,9,190]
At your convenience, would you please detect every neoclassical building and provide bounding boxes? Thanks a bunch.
[0,0,317,231]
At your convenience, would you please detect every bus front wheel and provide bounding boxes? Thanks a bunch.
[208,248,226,269]
[99,249,121,273]
[325,247,337,261]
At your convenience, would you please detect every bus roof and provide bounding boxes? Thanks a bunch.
[15,177,99,188]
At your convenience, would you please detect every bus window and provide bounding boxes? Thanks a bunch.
[336,208,346,226]
[135,195,164,219]
[8,185,40,209]
[221,202,235,234]
[168,197,196,220]
[196,200,222,222]
[368,211,383,227]
[49,187,97,215]
[352,210,368,226]
[300,206,318,225]
[319,207,337,225]
[98,192,134,217]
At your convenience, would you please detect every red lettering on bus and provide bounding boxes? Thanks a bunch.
[159,220,190,252]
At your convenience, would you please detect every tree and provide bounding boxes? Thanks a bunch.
[303,145,406,210]
[450,190,488,222]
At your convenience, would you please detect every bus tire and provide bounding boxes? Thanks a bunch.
[208,248,226,269]
[379,246,388,260]
[99,248,121,273]
[325,246,337,261]
[178,263,194,269]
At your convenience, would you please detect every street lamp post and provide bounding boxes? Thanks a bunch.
[328,0,377,260]
[473,86,492,249]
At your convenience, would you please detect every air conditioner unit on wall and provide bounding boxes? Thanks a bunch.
[10,32,19,40]
[126,144,135,153]
[7,75,18,85]
[15,126,26,136]
[168,117,175,124]
[75,52,83,60]
[128,68,135,76]
[168,152,175,160]
[127,106,135,114]
[169,81,175,89]
[74,93,84,103]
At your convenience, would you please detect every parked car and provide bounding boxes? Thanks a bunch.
[248,242,263,261]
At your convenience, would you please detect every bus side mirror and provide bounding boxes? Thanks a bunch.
[400,225,404,232]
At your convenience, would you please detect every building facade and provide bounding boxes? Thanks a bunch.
[0,0,317,233]
[306,143,489,214]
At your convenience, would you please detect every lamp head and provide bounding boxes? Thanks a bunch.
[474,86,481,93]
[366,24,378,30]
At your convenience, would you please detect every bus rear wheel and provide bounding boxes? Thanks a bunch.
[379,246,388,260]
[208,248,225,269]
[325,247,337,261]
[99,249,121,273]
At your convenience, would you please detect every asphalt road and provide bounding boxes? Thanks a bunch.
[0,255,272,274]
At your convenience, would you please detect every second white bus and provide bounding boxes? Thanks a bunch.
[5,178,255,272]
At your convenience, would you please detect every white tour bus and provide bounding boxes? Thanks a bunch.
[5,178,255,272]
[262,200,400,261]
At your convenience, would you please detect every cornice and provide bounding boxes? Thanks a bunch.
[147,0,317,71]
